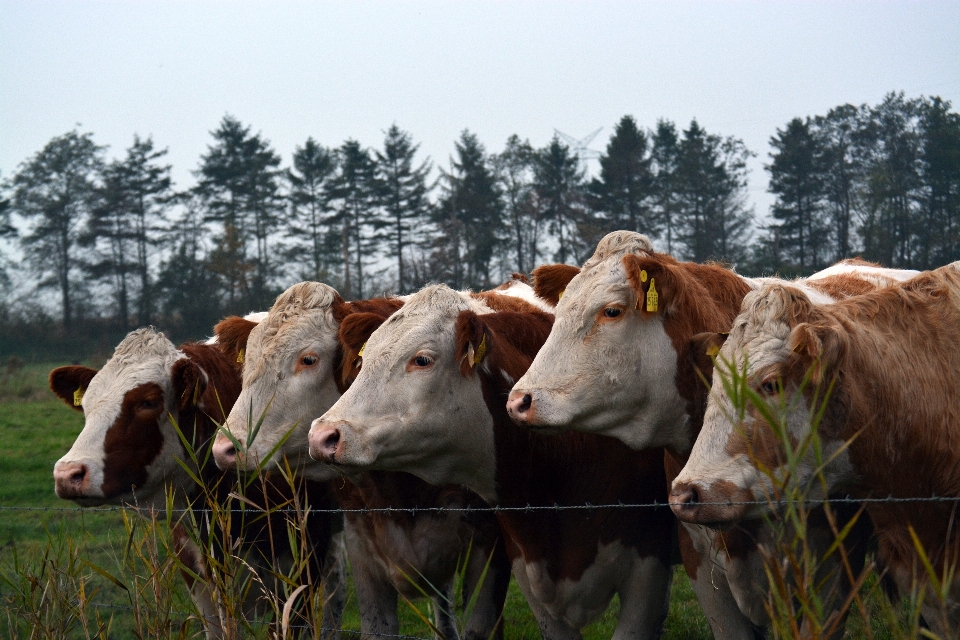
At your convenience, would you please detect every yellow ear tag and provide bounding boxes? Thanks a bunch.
[557,290,564,301]
[358,342,366,358]
[73,386,84,407]
[706,344,720,358]
[646,278,659,313]
[236,348,244,364]
[640,270,648,283]
[468,334,487,367]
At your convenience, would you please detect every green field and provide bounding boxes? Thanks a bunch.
[0,363,919,638]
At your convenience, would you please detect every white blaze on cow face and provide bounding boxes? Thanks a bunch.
[310,285,498,501]
[214,282,343,481]
[509,231,689,453]
[671,285,854,526]
[52,329,194,510]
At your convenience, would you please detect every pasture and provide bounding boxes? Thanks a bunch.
[0,362,913,638]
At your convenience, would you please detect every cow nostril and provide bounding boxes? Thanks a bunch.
[519,394,532,413]
[322,429,341,452]
[69,466,87,487]
[687,486,699,504]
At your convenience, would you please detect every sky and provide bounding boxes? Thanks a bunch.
[1,1,959,221]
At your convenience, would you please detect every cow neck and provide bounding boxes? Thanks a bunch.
[177,343,244,492]
[657,263,753,471]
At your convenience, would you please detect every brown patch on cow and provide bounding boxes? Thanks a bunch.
[100,382,167,498]
[457,307,676,582]
[49,365,99,411]
[807,273,879,299]
[531,263,581,306]
[338,312,391,386]
[471,290,544,314]
[214,316,259,367]
[171,522,203,588]
[330,295,402,325]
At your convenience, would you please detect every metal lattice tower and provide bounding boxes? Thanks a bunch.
[554,127,603,175]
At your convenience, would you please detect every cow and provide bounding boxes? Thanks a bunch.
[310,284,676,640]
[505,230,918,638]
[209,282,511,640]
[49,326,345,639]
[669,264,960,637]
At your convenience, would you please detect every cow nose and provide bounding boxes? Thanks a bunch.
[669,482,701,519]
[212,436,238,470]
[309,421,343,462]
[54,462,90,499]
[506,390,534,422]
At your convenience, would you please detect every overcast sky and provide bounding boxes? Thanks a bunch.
[2,1,958,219]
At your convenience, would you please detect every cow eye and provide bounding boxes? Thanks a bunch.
[603,307,623,319]
[760,380,778,395]
[300,354,319,367]
[138,399,158,411]
[412,355,434,368]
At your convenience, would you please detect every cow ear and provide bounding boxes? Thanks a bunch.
[455,310,488,377]
[213,316,258,367]
[689,332,729,384]
[338,312,389,385]
[49,366,98,411]
[171,358,205,411]
[622,254,676,315]
[788,322,847,386]
[532,264,581,306]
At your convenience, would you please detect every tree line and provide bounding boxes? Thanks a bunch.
[0,91,957,357]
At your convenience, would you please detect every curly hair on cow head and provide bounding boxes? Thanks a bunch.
[580,230,653,272]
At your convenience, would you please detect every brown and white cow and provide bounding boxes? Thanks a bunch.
[670,264,960,636]
[506,231,918,638]
[50,327,345,639]
[310,284,676,640]
[210,282,511,640]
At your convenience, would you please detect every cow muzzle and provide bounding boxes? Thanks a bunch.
[309,419,347,463]
[505,389,536,424]
[53,460,100,502]
[669,479,751,528]
[212,433,241,470]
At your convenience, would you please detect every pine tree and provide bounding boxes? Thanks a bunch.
[533,136,587,265]
[435,131,503,289]
[767,118,830,271]
[493,135,539,274]
[84,136,172,329]
[917,97,960,268]
[651,120,681,254]
[327,140,382,299]
[376,125,432,294]
[287,137,338,282]
[11,130,104,328]
[195,115,284,311]
[673,120,753,264]
[589,116,656,237]
[812,105,863,261]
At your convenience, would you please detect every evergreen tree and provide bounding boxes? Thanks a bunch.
[376,125,432,294]
[327,140,382,299]
[651,120,682,254]
[589,116,656,237]
[195,115,284,311]
[84,136,172,329]
[533,136,587,264]
[812,104,863,261]
[767,118,830,271]
[435,131,503,289]
[917,97,960,267]
[287,137,338,282]
[493,135,539,274]
[11,130,104,328]
[673,120,753,263]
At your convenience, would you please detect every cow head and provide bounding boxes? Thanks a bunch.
[670,284,852,527]
[308,285,503,501]
[50,328,213,509]
[508,231,703,454]
[212,282,405,481]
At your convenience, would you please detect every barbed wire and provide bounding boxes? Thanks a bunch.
[2,494,960,515]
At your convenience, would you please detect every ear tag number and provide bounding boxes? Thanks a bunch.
[73,386,84,407]
[469,334,487,367]
[236,348,244,364]
[646,278,659,313]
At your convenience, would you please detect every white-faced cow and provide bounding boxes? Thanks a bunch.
[671,264,960,636]
[506,230,918,638]
[49,326,345,639]
[210,282,511,640]
[310,284,676,640]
